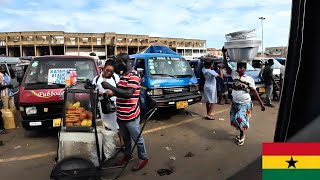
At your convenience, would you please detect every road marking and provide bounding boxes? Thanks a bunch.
[0,108,229,163]
[0,151,56,163]
[143,109,229,134]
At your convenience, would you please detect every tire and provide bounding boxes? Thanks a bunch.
[23,126,32,131]
[51,156,97,180]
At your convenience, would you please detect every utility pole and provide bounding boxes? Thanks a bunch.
[259,17,266,57]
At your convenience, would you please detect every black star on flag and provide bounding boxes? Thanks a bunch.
[286,156,298,168]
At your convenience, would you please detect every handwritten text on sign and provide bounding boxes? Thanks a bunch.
[48,68,76,85]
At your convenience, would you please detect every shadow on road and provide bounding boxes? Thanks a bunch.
[182,121,235,141]
[13,111,59,139]
[146,108,196,121]
[226,157,262,180]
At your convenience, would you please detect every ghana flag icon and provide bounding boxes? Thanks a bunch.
[262,143,320,180]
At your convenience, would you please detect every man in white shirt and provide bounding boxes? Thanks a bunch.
[223,48,265,146]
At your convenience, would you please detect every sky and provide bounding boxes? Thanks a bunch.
[0,0,292,49]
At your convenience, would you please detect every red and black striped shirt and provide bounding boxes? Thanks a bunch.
[116,70,140,121]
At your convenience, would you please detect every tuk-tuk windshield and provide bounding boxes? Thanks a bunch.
[148,57,194,77]
[24,58,97,88]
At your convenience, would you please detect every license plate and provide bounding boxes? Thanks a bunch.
[176,101,188,109]
[259,88,266,93]
[53,118,62,127]
[29,122,42,126]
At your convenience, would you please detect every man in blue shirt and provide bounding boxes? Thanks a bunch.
[0,65,14,110]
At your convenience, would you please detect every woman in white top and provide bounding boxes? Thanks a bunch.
[93,60,120,130]
[202,61,221,120]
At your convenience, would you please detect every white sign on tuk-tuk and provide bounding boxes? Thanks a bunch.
[48,68,77,85]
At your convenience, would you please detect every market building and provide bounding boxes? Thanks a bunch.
[265,46,287,57]
[206,48,223,57]
[0,31,207,59]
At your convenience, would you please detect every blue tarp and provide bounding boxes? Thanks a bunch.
[140,45,178,55]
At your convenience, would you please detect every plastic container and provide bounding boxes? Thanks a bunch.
[224,39,261,48]
[1,109,16,129]
[70,70,77,85]
[224,40,261,62]
[65,71,71,87]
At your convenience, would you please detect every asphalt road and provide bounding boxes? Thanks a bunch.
[0,101,279,180]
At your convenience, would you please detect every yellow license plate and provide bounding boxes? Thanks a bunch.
[53,118,62,127]
[259,88,266,93]
[176,101,188,109]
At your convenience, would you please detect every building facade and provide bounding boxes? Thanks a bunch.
[0,31,206,59]
[265,46,287,57]
[206,48,223,57]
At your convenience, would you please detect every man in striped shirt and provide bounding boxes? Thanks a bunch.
[101,53,148,171]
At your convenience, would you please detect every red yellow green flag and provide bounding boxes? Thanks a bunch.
[262,143,320,180]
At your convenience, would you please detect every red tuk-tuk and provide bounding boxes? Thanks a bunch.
[18,56,100,131]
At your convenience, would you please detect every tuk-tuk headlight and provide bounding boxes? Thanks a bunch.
[25,107,37,115]
[148,89,163,96]
[19,106,24,112]
[190,85,199,92]
[153,89,163,95]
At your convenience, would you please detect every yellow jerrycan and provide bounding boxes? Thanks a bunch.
[1,108,16,129]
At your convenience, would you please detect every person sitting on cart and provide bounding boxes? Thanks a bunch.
[101,53,148,171]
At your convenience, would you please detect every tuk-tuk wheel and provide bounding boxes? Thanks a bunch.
[51,156,97,180]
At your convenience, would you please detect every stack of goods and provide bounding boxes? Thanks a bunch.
[65,102,93,127]
[224,29,261,63]
[225,30,258,41]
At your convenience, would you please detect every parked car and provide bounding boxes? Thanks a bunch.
[227,62,265,94]
[251,58,285,100]
[274,57,286,65]
[190,58,265,94]
[130,53,202,111]
[0,56,23,106]
[18,55,100,131]
[251,58,285,82]
[15,62,30,83]
[189,57,223,90]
